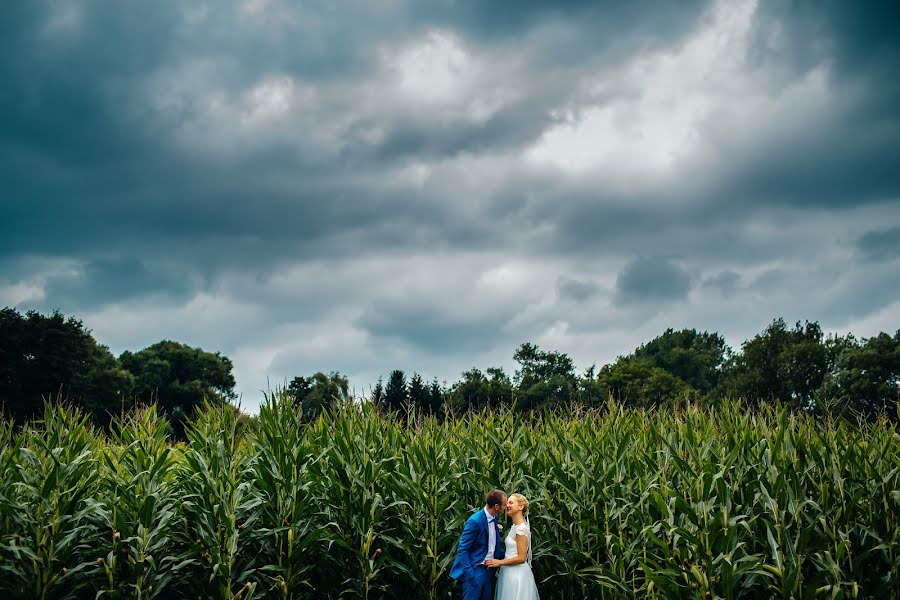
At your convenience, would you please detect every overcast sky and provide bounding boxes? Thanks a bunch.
[2,0,899,411]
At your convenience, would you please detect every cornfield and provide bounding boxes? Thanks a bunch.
[1,395,898,599]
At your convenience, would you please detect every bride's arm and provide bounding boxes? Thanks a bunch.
[488,533,529,567]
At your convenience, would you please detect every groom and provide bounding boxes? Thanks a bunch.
[450,490,508,600]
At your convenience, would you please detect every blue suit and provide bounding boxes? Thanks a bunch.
[450,509,506,600]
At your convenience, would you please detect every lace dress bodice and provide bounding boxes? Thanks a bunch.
[496,520,539,599]
[503,522,531,559]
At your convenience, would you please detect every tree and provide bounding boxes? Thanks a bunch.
[427,378,445,418]
[632,328,729,395]
[513,343,577,411]
[514,343,576,387]
[595,358,694,406]
[408,373,428,414]
[0,307,132,427]
[288,371,350,422]
[721,319,828,407]
[820,330,900,417]
[371,377,384,406]
[119,340,235,433]
[383,370,408,413]
[447,367,512,413]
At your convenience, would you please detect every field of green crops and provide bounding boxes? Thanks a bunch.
[1,396,898,599]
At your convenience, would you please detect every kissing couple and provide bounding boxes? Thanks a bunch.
[450,489,540,600]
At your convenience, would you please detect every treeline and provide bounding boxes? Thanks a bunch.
[365,321,900,420]
[2,307,899,430]
[0,308,235,433]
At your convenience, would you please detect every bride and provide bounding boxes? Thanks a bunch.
[485,493,539,600]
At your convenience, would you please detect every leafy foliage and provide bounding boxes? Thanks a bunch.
[383,370,408,413]
[2,399,898,598]
[447,367,512,413]
[119,340,236,436]
[631,328,729,394]
[721,319,829,407]
[287,371,349,423]
[0,308,132,427]
[595,358,695,406]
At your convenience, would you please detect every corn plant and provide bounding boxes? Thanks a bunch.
[96,405,186,599]
[2,402,103,599]
[177,401,260,600]
[249,392,322,598]
[309,404,409,599]
[388,414,467,599]
[2,398,898,598]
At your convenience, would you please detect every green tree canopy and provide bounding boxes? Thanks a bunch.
[595,358,694,406]
[513,343,577,411]
[820,330,900,416]
[119,340,235,423]
[408,373,428,414]
[383,369,407,413]
[371,377,384,405]
[632,328,729,394]
[721,319,828,407]
[447,367,512,413]
[427,377,445,418]
[0,307,132,426]
[288,371,350,422]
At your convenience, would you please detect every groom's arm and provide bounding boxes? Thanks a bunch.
[456,517,480,578]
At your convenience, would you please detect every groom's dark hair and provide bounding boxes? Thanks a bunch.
[485,490,506,508]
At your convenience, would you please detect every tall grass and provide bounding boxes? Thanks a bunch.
[1,396,897,598]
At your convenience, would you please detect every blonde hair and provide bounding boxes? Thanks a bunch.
[509,493,529,515]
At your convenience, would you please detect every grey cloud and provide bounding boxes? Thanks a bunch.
[721,119,900,211]
[857,227,900,262]
[358,300,510,353]
[38,258,198,312]
[615,257,691,304]
[816,268,900,326]
[749,268,788,292]
[413,0,709,46]
[2,0,900,405]
[750,1,900,85]
[728,2,900,211]
[701,271,741,296]
[556,276,598,302]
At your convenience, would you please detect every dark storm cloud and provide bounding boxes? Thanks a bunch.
[721,114,900,211]
[354,98,559,164]
[726,0,900,210]
[615,257,691,304]
[2,0,897,268]
[701,271,741,296]
[38,258,198,311]
[2,0,900,407]
[750,0,900,81]
[857,227,900,263]
[1,0,553,270]
[556,276,598,302]
[414,0,708,45]
[358,301,507,353]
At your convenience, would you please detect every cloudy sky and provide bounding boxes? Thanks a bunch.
[2,0,899,411]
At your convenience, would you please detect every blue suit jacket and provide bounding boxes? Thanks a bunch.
[450,509,506,580]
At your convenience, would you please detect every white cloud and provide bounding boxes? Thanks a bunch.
[524,0,832,178]
[0,281,45,307]
[388,30,472,105]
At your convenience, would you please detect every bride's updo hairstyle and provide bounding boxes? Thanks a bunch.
[510,493,529,515]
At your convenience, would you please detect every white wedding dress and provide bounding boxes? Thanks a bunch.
[495,522,539,600]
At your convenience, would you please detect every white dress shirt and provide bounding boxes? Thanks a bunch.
[483,507,496,563]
